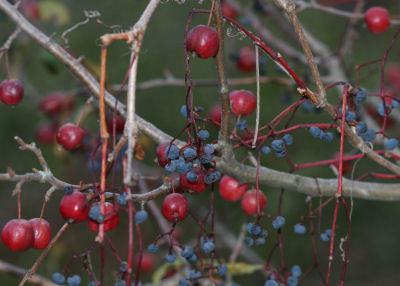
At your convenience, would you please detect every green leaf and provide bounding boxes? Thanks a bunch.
[227,262,263,275]
[39,1,71,26]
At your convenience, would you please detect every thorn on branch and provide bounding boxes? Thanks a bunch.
[44,186,57,202]
[7,167,15,177]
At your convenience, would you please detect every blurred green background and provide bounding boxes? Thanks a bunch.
[0,0,400,285]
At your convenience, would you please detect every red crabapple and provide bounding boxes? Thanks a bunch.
[59,191,89,223]
[386,66,400,91]
[219,175,248,202]
[209,104,222,126]
[222,2,237,19]
[35,122,58,145]
[41,92,73,115]
[236,46,256,72]
[0,79,24,105]
[332,153,353,175]
[180,168,207,193]
[229,90,257,116]
[107,114,126,133]
[39,93,66,116]
[29,218,51,250]
[365,106,394,128]
[161,193,189,222]
[20,0,40,21]
[187,25,219,59]
[87,202,119,232]
[1,219,34,251]
[241,189,267,215]
[56,123,85,150]
[364,7,390,34]
[135,253,156,273]
[156,142,171,167]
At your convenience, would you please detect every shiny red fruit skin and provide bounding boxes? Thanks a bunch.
[222,2,237,19]
[229,90,256,116]
[1,219,34,251]
[180,168,207,193]
[35,122,58,145]
[236,46,256,72]
[56,123,85,150]
[161,193,189,222]
[87,202,119,232]
[107,114,126,133]
[209,105,222,126]
[364,7,390,34]
[187,25,219,59]
[135,253,156,273]
[0,79,24,105]
[156,142,171,167]
[39,92,74,116]
[29,218,51,250]
[59,192,89,223]
[241,189,267,215]
[219,175,248,201]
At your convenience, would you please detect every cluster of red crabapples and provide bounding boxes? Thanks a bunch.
[0,186,120,253]
[35,86,127,145]
[1,217,51,251]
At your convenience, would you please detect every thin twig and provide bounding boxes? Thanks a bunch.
[213,0,231,147]
[15,136,49,172]
[19,222,70,286]
[228,223,247,263]
[274,0,327,107]
[109,76,294,90]
[124,50,140,186]
[0,26,21,53]
[296,0,400,25]
[252,45,261,149]
[0,259,58,286]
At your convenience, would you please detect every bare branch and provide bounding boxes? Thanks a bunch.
[0,259,58,286]
[14,136,49,172]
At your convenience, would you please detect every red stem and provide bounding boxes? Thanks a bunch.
[17,193,21,220]
[325,87,348,285]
